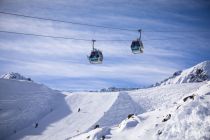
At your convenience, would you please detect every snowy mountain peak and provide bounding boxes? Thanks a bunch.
[154,60,210,86]
[0,72,32,81]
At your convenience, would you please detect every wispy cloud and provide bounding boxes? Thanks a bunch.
[0,0,210,90]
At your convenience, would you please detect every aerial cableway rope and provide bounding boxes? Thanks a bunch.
[0,30,91,41]
[1,30,209,42]
[0,11,210,33]
[0,11,136,32]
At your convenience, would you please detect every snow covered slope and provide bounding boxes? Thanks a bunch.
[1,72,32,81]
[71,82,210,140]
[8,92,119,140]
[159,82,210,140]
[8,82,205,140]
[0,78,65,140]
[154,61,210,86]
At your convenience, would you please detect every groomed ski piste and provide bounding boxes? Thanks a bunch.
[0,61,210,140]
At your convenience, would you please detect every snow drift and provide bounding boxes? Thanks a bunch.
[117,115,140,132]
[159,82,210,140]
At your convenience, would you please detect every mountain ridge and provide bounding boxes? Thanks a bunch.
[153,60,210,87]
[0,72,32,81]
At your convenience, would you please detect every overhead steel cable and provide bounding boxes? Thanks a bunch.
[0,30,133,41]
[142,30,210,33]
[0,30,91,41]
[1,11,210,33]
[0,11,137,32]
[1,30,210,42]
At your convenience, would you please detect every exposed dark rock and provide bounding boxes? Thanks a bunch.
[176,105,181,110]
[127,114,134,119]
[162,114,171,122]
[101,135,105,140]
[183,95,195,102]
[157,130,162,135]
[94,124,99,129]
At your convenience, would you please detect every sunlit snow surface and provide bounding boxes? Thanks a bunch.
[71,82,210,140]
[1,80,207,140]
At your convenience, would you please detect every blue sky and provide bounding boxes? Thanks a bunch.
[0,0,210,90]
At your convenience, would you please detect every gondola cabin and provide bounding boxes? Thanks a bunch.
[88,49,103,64]
[131,39,144,54]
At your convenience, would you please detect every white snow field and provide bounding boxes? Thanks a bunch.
[4,82,206,140]
[0,61,210,140]
[70,82,210,140]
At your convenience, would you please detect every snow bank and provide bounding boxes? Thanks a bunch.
[0,78,65,139]
[158,82,210,140]
[129,82,204,111]
[72,127,111,140]
[117,115,140,132]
